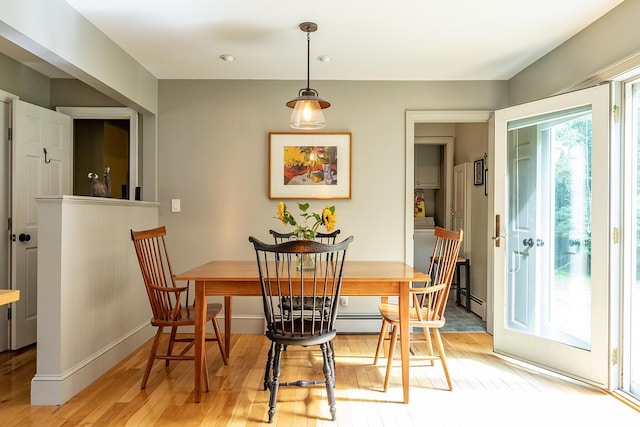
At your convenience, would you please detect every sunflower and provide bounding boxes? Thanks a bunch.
[277,202,287,224]
[277,202,297,227]
[274,202,337,239]
[322,206,337,232]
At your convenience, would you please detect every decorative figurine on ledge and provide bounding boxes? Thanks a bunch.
[88,167,111,197]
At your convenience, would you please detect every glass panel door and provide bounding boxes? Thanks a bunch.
[626,81,640,398]
[505,106,592,349]
[493,85,610,386]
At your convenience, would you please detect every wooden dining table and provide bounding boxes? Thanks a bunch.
[175,260,428,404]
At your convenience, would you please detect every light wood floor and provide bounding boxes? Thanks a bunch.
[1,332,638,426]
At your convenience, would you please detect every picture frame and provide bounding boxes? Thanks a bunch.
[474,158,484,186]
[269,132,352,199]
[484,168,488,196]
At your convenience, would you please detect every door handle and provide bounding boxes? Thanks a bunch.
[492,214,505,247]
[522,238,534,247]
[18,233,31,242]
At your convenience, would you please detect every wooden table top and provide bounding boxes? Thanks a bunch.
[176,260,428,297]
[0,290,19,306]
[176,260,427,282]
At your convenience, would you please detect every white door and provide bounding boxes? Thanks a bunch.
[453,163,471,257]
[0,100,9,352]
[492,85,610,386]
[623,78,640,401]
[11,100,71,349]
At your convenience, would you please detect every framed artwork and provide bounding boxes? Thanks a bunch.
[484,168,488,196]
[474,158,484,186]
[269,132,352,199]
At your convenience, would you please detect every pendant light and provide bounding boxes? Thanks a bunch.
[286,22,330,129]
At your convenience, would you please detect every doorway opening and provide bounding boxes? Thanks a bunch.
[56,107,139,201]
[405,110,492,331]
[73,119,130,199]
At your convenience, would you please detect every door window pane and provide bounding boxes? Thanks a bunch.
[506,106,592,350]
[630,83,640,397]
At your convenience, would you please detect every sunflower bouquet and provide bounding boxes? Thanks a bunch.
[276,202,337,240]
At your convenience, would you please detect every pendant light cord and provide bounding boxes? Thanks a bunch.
[306,31,311,91]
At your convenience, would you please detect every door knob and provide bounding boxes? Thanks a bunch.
[18,233,31,242]
[522,238,534,247]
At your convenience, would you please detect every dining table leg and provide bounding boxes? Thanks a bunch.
[224,296,232,356]
[399,281,410,404]
[194,280,206,403]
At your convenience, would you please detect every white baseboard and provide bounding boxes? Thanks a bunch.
[31,323,154,405]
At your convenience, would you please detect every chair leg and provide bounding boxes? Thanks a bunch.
[465,261,471,313]
[202,351,211,392]
[328,340,336,381]
[421,327,435,366]
[320,342,337,421]
[432,328,453,390]
[263,342,275,391]
[141,326,164,389]
[210,316,228,364]
[373,319,389,365]
[454,263,462,306]
[267,343,284,424]
[166,326,178,366]
[383,324,399,391]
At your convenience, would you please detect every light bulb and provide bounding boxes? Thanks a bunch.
[303,101,313,120]
[290,99,326,129]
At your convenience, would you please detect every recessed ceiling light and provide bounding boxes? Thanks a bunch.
[219,54,234,62]
[317,55,331,62]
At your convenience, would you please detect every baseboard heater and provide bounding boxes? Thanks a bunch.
[456,290,486,320]
[336,313,382,334]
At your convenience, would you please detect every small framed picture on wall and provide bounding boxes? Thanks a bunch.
[474,158,484,186]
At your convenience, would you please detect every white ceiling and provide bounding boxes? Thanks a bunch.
[4,0,627,81]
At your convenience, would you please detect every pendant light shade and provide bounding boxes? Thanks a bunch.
[287,22,330,130]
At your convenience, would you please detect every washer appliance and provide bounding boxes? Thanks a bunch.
[413,217,436,275]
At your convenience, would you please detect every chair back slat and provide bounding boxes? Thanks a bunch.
[269,229,341,244]
[131,226,182,322]
[315,230,341,244]
[417,227,463,321]
[249,236,353,344]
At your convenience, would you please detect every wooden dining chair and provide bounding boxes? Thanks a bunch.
[249,235,353,423]
[269,229,341,319]
[269,228,341,244]
[373,226,463,391]
[130,226,227,390]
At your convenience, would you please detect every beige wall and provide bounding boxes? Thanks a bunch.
[51,79,123,108]
[0,51,50,107]
[509,0,640,104]
[157,79,507,317]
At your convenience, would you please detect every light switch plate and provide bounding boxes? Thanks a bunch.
[171,199,181,213]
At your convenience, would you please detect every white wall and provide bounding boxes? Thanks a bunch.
[33,196,158,405]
